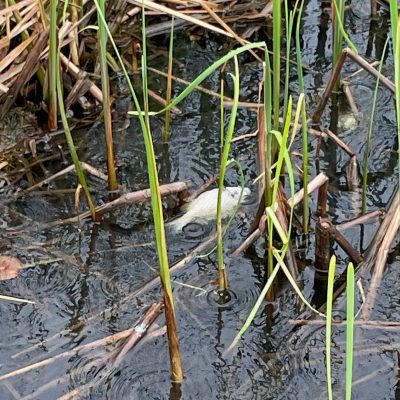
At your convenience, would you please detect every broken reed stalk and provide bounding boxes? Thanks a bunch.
[97,0,118,191]
[313,48,396,124]
[6,0,45,87]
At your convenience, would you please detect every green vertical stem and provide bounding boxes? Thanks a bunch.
[333,0,345,92]
[362,37,389,214]
[272,0,281,131]
[326,255,336,400]
[296,0,309,232]
[345,263,355,400]
[389,3,400,188]
[163,17,175,142]
[140,3,183,382]
[49,0,58,130]
[57,1,96,219]
[217,56,240,290]
[97,0,118,191]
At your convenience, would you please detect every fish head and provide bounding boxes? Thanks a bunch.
[226,186,251,200]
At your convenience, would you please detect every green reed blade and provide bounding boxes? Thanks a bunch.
[163,17,175,142]
[272,0,281,130]
[326,255,336,400]
[58,0,96,218]
[362,37,389,213]
[97,0,118,190]
[217,57,240,289]
[346,262,355,400]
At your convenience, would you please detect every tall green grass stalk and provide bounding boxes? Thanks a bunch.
[295,0,309,233]
[141,3,183,381]
[93,0,183,381]
[163,17,175,142]
[332,0,345,91]
[97,0,118,191]
[326,255,336,400]
[58,0,96,219]
[389,2,400,187]
[283,1,299,119]
[362,37,389,214]
[48,0,58,130]
[272,0,281,130]
[217,57,240,290]
[346,262,355,400]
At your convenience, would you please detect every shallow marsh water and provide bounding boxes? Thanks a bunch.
[1,1,400,399]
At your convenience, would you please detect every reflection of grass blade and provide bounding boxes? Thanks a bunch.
[217,57,240,290]
[362,37,389,213]
[346,262,355,400]
[326,255,336,400]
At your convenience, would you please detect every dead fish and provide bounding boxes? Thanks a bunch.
[169,186,250,231]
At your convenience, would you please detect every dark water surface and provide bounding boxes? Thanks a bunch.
[1,1,400,399]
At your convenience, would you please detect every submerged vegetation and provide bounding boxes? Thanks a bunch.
[0,0,399,398]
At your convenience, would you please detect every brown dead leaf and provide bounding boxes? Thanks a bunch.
[0,256,23,280]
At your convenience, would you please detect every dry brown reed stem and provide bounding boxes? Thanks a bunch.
[312,48,396,124]
[336,209,384,231]
[316,177,328,218]
[359,193,400,320]
[112,302,164,366]
[59,53,103,103]
[147,67,261,109]
[148,89,182,114]
[0,29,48,119]
[315,219,331,270]
[234,172,329,255]
[130,0,235,38]
[342,80,360,116]
[0,328,134,382]
[318,191,400,315]
[24,162,108,193]
[51,180,191,226]
[12,232,217,360]
[322,218,364,264]
[0,302,163,389]
[200,1,262,63]
[309,128,355,156]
